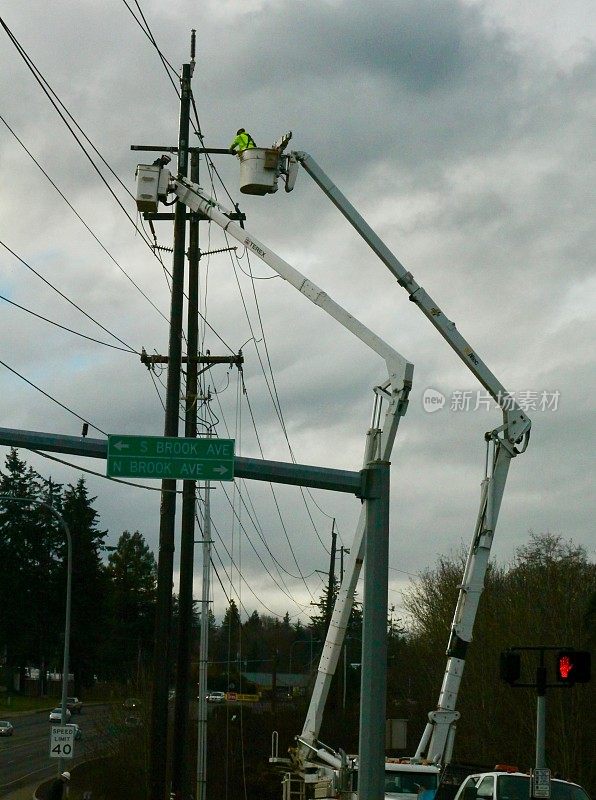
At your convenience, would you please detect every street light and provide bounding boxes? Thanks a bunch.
[0,494,72,774]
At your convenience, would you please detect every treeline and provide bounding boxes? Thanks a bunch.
[0,449,358,694]
[395,534,595,794]
[0,449,158,693]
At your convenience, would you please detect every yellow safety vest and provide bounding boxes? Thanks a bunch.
[230,132,256,152]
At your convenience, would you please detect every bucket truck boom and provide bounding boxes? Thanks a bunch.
[165,171,413,399]
[136,142,532,789]
[208,138,532,772]
[280,150,531,768]
[135,161,415,793]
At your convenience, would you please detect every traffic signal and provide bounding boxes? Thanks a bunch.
[500,650,521,685]
[555,650,591,685]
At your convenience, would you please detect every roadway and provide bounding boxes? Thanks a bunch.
[0,704,108,793]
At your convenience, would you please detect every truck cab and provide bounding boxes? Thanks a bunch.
[308,760,441,800]
[382,762,440,800]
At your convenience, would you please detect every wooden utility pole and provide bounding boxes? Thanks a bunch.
[131,31,245,796]
[339,544,350,710]
[325,519,337,635]
[171,145,200,800]
[172,149,244,799]
[148,58,191,800]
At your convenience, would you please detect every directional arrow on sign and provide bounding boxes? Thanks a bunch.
[114,441,130,450]
[213,465,227,474]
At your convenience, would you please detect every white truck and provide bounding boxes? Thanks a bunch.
[135,135,531,799]
[313,756,441,800]
[453,769,590,800]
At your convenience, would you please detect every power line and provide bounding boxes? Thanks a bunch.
[192,117,337,561]
[209,548,233,608]
[119,0,180,93]
[28,449,182,494]
[147,366,167,413]
[0,293,136,353]
[213,484,305,609]
[0,112,170,326]
[209,516,308,619]
[219,481,311,600]
[0,358,107,436]
[0,239,138,353]
[234,479,318,585]
[0,18,150,236]
[388,565,419,578]
[234,246,278,280]
[189,98,328,560]
[191,260,313,597]
[230,248,331,553]
[208,366,316,593]
[240,373,330,554]
[0,12,211,339]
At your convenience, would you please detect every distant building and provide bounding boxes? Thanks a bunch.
[241,671,311,696]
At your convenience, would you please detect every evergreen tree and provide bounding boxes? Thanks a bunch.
[309,577,339,641]
[31,477,66,695]
[61,478,108,693]
[308,580,362,670]
[217,600,241,667]
[104,530,156,682]
[242,610,264,671]
[0,450,51,683]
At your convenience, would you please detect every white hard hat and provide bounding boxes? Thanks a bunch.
[61,771,71,780]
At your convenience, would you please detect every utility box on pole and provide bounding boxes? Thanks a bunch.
[135,164,170,212]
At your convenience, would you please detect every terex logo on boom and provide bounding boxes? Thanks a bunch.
[244,237,266,258]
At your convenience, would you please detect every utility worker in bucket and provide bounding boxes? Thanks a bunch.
[230,128,256,155]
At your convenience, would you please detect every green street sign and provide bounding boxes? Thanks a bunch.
[107,435,235,481]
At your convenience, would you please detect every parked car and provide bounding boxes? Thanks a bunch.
[206,691,226,703]
[65,722,82,740]
[49,707,71,722]
[66,696,83,714]
[0,720,14,736]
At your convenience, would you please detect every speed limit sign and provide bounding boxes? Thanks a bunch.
[50,725,75,759]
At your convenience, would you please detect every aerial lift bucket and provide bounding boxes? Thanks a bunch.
[239,147,280,195]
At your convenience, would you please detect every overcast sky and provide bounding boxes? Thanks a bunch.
[0,0,594,626]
